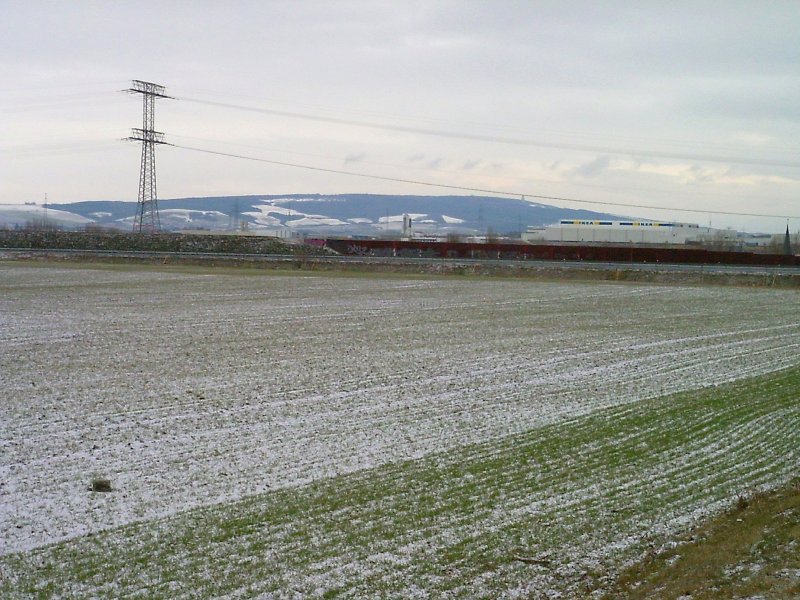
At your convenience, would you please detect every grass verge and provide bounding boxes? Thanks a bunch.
[606,479,800,599]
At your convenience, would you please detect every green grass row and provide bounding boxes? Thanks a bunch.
[2,366,798,598]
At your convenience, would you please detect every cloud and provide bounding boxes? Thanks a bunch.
[462,159,481,170]
[570,156,612,178]
[343,152,366,166]
[730,132,776,146]
[675,165,800,188]
[682,164,717,185]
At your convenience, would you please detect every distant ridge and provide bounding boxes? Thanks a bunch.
[35,194,623,234]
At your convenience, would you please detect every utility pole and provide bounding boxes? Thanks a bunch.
[127,80,170,233]
[784,223,792,255]
[229,200,240,231]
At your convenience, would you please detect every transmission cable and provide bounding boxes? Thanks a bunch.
[175,96,800,170]
[169,143,800,220]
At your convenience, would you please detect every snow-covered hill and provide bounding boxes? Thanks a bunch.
[5,194,622,234]
[0,204,93,229]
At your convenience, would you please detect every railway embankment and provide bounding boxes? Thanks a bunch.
[1,230,798,287]
[0,230,325,255]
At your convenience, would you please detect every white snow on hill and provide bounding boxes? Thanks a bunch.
[0,204,93,227]
[270,196,343,204]
[243,203,305,227]
[286,217,348,227]
[246,204,296,217]
[243,213,283,227]
[114,209,230,229]
[159,209,229,224]
[245,202,349,228]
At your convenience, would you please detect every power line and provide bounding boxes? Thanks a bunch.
[166,133,793,205]
[176,96,800,170]
[174,87,795,157]
[169,142,800,220]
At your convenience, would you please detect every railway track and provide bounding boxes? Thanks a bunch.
[2,247,800,276]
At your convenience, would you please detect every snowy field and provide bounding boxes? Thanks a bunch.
[1,263,798,596]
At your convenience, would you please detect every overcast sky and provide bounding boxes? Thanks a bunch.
[2,1,798,231]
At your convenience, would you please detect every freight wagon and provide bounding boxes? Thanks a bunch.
[323,238,800,267]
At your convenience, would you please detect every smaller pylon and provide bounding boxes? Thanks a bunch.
[784,224,792,255]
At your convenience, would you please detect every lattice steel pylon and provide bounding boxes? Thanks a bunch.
[127,80,171,233]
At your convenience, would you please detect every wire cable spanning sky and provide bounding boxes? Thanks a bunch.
[176,96,800,170]
[170,143,800,221]
[2,2,799,232]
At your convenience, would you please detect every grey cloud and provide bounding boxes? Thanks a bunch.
[684,165,716,184]
[678,81,800,125]
[571,156,612,179]
[343,153,366,166]
[462,159,481,170]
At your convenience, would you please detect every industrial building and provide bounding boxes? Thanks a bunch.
[521,219,776,249]
[522,220,706,245]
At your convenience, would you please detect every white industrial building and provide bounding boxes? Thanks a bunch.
[522,220,705,244]
[522,219,776,248]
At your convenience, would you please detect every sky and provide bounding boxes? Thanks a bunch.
[1,1,799,232]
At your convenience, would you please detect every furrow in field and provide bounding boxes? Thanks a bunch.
[4,366,793,598]
[1,265,798,559]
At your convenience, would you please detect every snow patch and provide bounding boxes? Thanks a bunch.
[0,205,93,226]
[286,217,348,227]
[159,209,228,223]
[249,203,300,217]
[271,197,343,204]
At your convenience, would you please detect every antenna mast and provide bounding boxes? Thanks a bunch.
[127,80,170,233]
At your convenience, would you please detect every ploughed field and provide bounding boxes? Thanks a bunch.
[1,264,798,598]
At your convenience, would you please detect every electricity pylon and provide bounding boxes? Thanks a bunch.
[128,80,170,233]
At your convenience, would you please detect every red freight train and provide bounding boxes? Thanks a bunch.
[323,238,799,267]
